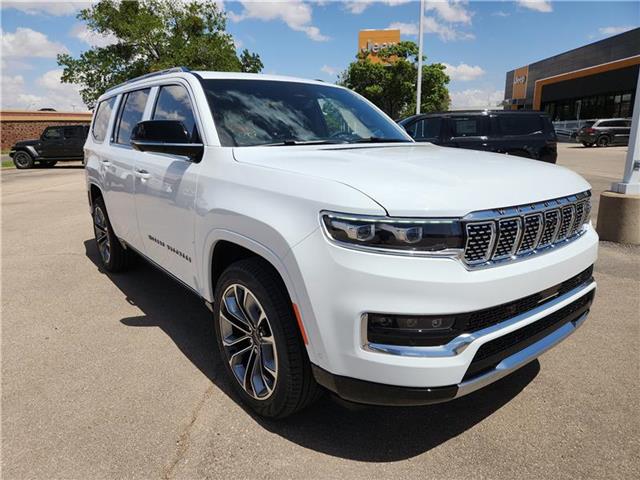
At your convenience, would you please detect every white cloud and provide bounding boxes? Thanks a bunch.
[425,0,472,25]
[1,1,85,16]
[1,27,69,58]
[598,25,636,36]
[1,69,85,110]
[320,64,338,76]
[389,2,475,42]
[492,10,510,17]
[70,23,118,48]
[517,1,553,13]
[388,21,419,36]
[423,16,475,41]
[229,0,329,41]
[443,63,485,81]
[345,1,410,15]
[449,88,504,110]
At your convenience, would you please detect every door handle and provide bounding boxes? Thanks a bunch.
[135,168,151,179]
[100,159,112,166]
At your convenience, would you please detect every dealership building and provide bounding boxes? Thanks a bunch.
[504,28,639,121]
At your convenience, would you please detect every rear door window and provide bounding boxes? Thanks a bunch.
[449,117,486,137]
[63,126,84,138]
[92,97,116,142]
[114,89,151,145]
[497,115,544,136]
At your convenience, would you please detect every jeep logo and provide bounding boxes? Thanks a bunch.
[513,75,527,85]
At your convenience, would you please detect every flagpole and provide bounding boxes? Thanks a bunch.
[416,0,425,115]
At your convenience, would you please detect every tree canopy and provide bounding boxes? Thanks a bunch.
[338,41,450,119]
[58,0,263,108]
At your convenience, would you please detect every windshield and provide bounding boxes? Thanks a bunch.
[201,79,411,147]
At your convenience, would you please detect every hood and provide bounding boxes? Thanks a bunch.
[13,139,39,148]
[232,143,591,217]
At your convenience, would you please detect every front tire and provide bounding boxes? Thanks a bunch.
[213,258,321,418]
[582,142,594,147]
[92,196,130,272]
[13,151,34,169]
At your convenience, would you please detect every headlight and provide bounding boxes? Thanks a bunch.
[321,211,464,254]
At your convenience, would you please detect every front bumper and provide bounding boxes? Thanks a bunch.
[286,225,598,392]
[312,283,594,406]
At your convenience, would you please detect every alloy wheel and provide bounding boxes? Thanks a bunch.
[14,152,31,168]
[219,284,278,400]
[93,206,111,265]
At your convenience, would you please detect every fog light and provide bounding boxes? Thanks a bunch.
[367,313,458,347]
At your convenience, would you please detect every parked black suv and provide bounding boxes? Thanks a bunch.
[9,125,89,169]
[576,118,631,147]
[399,110,558,163]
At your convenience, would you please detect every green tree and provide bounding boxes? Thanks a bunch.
[338,41,450,119]
[58,0,263,108]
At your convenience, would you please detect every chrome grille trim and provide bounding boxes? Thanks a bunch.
[494,217,523,260]
[517,213,543,254]
[461,191,591,269]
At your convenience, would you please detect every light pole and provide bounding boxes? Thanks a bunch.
[416,0,425,115]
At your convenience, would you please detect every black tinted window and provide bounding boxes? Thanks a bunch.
[598,121,613,127]
[63,126,84,138]
[115,89,150,145]
[43,127,63,139]
[412,118,442,140]
[450,117,484,137]
[92,97,116,142]
[153,85,197,142]
[498,115,543,136]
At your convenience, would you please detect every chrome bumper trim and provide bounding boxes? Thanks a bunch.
[364,279,596,358]
[454,310,588,399]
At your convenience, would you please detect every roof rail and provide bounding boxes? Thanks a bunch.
[105,67,191,93]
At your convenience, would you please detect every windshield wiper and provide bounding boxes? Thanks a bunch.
[350,137,412,144]
[260,139,348,146]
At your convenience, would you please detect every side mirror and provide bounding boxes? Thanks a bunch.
[130,120,203,161]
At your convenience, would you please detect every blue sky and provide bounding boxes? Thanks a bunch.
[1,1,638,111]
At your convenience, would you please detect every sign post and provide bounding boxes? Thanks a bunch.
[416,0,425,115]
[612,74,640,195]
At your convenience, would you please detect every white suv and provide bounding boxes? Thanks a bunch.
[85,68,598,418]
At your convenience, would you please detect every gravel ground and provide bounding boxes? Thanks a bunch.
[1,145,638,479]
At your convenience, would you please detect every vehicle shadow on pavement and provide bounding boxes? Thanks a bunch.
[84,239,539,462]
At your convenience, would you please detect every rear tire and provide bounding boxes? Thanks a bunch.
[596,136,610,147]
[213,258,322,418]
[13,151,34,169]
[92,196,131,272]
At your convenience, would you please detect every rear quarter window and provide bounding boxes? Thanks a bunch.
[92,97,116,142]
[498,115,544,136]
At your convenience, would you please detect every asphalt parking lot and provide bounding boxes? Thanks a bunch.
[1,144,638,479]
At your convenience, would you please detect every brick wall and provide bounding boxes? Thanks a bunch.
[1,120,91,150]
[1,110,93,150]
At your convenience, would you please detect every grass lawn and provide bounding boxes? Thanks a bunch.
[2,159,15,169]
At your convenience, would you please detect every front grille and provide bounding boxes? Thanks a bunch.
[464,222,494,263]
[462,191,591,268]
[493,218,522,259]
[463,289,595,381]
[517,214,543,253]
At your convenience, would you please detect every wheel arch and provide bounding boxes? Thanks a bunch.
[204,231,298,306]
[88,182,103,213]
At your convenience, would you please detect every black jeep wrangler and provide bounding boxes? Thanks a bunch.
[10,125,89,169]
